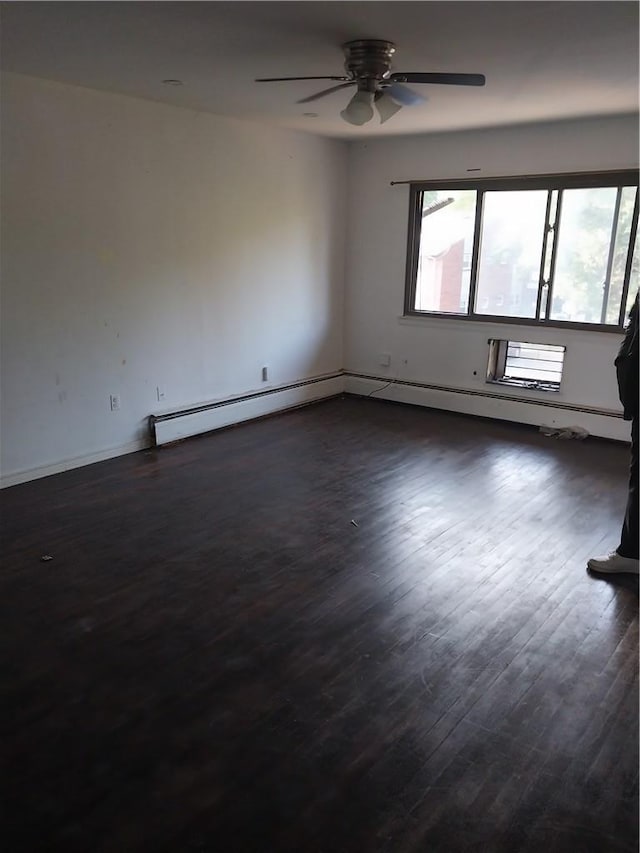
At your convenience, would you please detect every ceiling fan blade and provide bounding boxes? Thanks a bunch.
[255,76,350,82]
[390,72,486,87]
[297,82,356,104]
[385,82,425,106]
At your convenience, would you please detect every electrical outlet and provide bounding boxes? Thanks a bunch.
[262,366,268,382]
[156,386,166,402]
[110,394,121,411]
[379,353,391,367]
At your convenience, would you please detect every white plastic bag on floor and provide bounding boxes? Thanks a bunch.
[539,425,589,440]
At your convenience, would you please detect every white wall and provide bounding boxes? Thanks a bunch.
[0,73,347,485]
[344,115,639,441]
[2,78,637,488]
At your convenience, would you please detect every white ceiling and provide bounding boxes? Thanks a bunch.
[1,1,638,139]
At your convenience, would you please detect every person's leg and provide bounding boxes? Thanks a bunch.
[617,416,639,558]
[588,417,639,574]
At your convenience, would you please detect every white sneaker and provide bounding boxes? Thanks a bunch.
[587,551,639,575]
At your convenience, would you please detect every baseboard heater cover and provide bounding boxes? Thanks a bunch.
[344,372,622,418]
[343,372,628,442]
[150,372,344,447]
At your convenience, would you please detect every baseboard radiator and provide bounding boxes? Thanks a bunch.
[149,369,628,448]
[150,372,344,447]
[343,372,629,442]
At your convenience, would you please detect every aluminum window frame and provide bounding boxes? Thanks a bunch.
[403,170,639,332]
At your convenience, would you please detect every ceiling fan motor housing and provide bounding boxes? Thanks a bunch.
[342,40,396,91]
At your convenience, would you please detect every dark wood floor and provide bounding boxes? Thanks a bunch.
[1,396,637,853]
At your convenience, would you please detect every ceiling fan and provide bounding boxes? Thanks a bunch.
[256,39,485,126]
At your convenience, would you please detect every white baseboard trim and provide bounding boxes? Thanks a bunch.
[2,374,345,488]
[344,374,631,442]
[1,438,150,489]
[3,370,626,489]
[151,373,345,447]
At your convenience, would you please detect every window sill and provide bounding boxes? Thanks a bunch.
[399,313,624,334]
[487,378,560,394]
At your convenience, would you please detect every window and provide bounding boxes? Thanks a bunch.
[404,171,639,330]
[487,339,565,391]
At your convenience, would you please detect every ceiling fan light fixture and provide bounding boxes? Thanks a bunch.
[340,89,375,125]
[375,91,403,124]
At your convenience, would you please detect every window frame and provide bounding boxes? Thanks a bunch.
[403,170,639,332]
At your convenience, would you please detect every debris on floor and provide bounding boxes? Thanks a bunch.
[539,425,589,440]
[40,554,54,561]
[350,519,359,527]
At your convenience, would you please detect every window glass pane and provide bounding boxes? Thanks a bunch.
[475,190,548,318]
[623,228,639,323]
[414,189,476,313]
[550,187,617,323]
[605,187,636,324]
